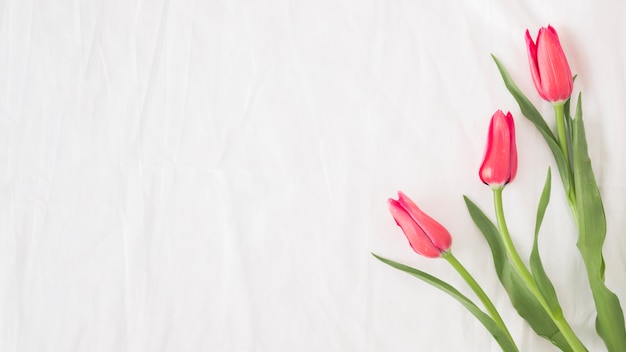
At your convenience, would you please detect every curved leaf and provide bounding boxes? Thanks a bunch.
[491,55,572,195]
[529,168,561,314]
[464,196,572,351]
[372,253,519,352]
[572,94,626,351]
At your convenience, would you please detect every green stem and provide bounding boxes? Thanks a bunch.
[554,102,577,210]
[493,187,587,352]
[443,251,516,349]
[554,103,569,168]
[493,188,535,288]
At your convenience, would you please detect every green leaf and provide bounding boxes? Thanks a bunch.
[572,94,626,351]
[463,196,506,277]
[564,95,574,142]
[464,196,572,351]
[371,253,519,352]
[491,55,554,139]
[491,55,572,195]
[529,168,562,314]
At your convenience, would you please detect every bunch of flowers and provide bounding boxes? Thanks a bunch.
[374,25,625,351]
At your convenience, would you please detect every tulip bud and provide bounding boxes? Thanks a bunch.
[479,110,518,188]
[525,25,573,102]
[387,191,452,258]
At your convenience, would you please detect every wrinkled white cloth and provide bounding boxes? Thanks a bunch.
[1,0,625,351]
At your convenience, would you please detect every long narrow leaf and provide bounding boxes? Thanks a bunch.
[464,196,572,351]
[564,95,574,143]
[572,94,626,351]
[372,254,519,352]
[491,55,554,139]
[492,55,572,194]
[529,169,562,314]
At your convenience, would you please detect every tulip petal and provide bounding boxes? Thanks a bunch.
[388,199,442,258]
[540,27,573,101]
[479,110,516,186]
[396,192,452,251]
[546,25,558,38]
[506,112,518,181]
[527,26,573,102]
[525,30,547,100]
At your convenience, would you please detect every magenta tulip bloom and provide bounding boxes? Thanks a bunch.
[525,25,573,102]
[387,192,452,258]
[479,110,518,187]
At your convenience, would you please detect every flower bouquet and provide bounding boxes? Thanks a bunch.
[373,25,625,352]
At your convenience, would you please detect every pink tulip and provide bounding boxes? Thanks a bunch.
[479,110,518,187]
[525,25,573,102]
[387,192,452,258]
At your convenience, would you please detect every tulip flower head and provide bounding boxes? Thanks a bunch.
[387,192,452,258]
[526,25,573,103]
[479,110,518,188]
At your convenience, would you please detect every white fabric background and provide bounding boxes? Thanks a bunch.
[1,0,625,351]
